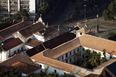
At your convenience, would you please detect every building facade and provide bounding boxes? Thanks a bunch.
[0,0,45,19]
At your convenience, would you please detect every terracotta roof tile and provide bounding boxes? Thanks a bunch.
[26,39,42,47]
[43,31,76,49]
[79,34,116,55]
[43,38,81,58]
[12,61,40,74]
[26,31,76,57]
[3,38,23,51]
[86,73,99,77]
[31,50,75,72]
[0,21,32,40]
[0,53,34,67]
[39,27,59,38]
[77,28,90,34]
[26,44,45,57]
[95,59,116,69]
[19,22,46,38]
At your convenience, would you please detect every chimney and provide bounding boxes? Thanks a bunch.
[22,17,24,22]
[33,19,35,24]
[42,33,44,36]
[46,22,49,28]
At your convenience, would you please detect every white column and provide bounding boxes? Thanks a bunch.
[18,0,20,11]
[8,0,10,13]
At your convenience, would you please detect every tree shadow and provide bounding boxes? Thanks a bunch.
[100,29,116,33]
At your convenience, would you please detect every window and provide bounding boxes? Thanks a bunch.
[39,65,42,68]
[14,51,16,54]
[70,58,71,62]
[80,33,82,35]
[21,47,23,51]
[78,48,79,51]
[82,48,85,51]
[66,53,68,58]
[54,70,57,73]
[18,49,20,53]
[66,59,68,63]
[62,56,64,60]
[74,50,76,54]
[70,51,72,56]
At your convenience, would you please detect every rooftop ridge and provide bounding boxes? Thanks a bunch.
[19,22,41,32]
[82,34,116,44]
[0,21,24,32]
[52,37,81,50]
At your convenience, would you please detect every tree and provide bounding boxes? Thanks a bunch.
[12,8,29,22]
[103,9,112,21]
[103,0,116,21]
[0,66,21,77]
[38,2,49,15]
[103,49,106,58]
[0,17,13,30]
[108,32,116,41]
[1,17,12,25]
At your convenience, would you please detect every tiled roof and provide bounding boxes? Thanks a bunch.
[12,61,40,74]
[26,44,45,57]
[79,34,116,55]
[0,53,34,67]
[77,27,90,34]
[39,27,59,38]
[0,21,32,41]
[19,22,46,38]
[43,38,81,58]
[86,73,99,77]
[31,50,75,72]
[26,39,42,47]
[95,59,116,69]
[26,31,76,57]
[3,38,23,51]
[43,31,76,49]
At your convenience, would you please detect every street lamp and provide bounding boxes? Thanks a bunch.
[83,0,87,24]
[96,14,99,33]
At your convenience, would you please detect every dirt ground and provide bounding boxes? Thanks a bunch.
[63,17,116,39]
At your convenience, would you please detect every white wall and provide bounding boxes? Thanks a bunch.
[35,62,70,75]
[0,44,24,61]
[13,31,26,43]
[76,31,85,38]
[9,44,24,57]
[33,34,45,42]
[25,45,33,50]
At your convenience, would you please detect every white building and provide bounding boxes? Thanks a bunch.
[0,38,24,61]
[29,27,116,76]
[0,0,44,18]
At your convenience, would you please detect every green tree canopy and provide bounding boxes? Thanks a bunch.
[38,2,49,14]
[12,8,29,22]
[0,17,13,30]
[103,0,116,21]
[0,17,12,26]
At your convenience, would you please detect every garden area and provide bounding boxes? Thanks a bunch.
[72,49,110,69]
